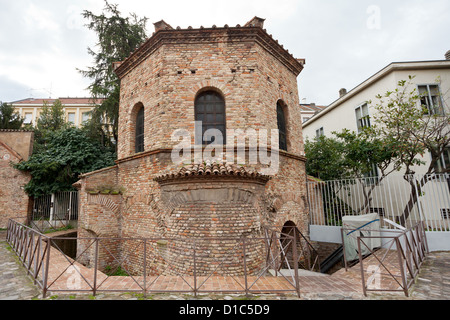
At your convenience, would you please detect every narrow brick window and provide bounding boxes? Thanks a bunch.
[195,91,226,145]
[135,107,144,153]
[277,101,288,151]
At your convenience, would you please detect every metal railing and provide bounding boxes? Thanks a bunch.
[307,174,450,231]
[341,222,429,297]
[6,218,312,298]
[265,224,321,273]
[31,191,79,233]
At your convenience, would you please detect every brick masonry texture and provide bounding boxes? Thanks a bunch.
[0,131,33,228]
[76,18,309,276]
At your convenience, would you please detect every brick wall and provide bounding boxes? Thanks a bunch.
[0,130,33,228]
[76,20,309,276]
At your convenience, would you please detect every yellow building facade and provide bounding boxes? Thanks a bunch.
[11,97,102,128]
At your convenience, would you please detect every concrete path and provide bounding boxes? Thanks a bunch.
[0,230,40,300]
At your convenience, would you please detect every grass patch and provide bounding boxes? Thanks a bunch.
[43,225,74,234]
[104,266,129,276]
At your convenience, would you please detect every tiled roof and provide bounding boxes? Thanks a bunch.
[11,97,103,105]
[299,104,327,113]
[154,161,271,183]
[115,18,305,78]
[0,129,33,132]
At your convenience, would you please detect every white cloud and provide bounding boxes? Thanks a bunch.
[0,0,449,104]
[23,3,60,32]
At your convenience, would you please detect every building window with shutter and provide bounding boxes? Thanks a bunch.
[315,127,324,138]
[418,84,444,116]
[355,103,371,132]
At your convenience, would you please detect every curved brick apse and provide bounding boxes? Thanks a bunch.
[75,17,309,276]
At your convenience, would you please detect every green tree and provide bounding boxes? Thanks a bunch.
[305,135,347,181]
[368,76,450,225]
[14,127,116,198]
[78,1,148,151]
[36,99,67,132]
[0,102,24,129]
[32,99,69,153]
[305,130,399,221]
[305,129,398,181]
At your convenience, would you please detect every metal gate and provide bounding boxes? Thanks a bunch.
[32,191,79,230]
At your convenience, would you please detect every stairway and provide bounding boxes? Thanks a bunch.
[319,245,344,274]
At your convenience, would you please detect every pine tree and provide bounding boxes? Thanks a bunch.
[0,102,24,129]
[78,1,148,151]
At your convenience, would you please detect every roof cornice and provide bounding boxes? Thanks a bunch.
[114,26,304,78]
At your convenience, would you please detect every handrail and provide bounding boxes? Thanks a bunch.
[354,222,429,297]
[6,217,303,298]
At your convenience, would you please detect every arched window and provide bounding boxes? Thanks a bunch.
[277,101,288,151]
[195,91,226,145]
[135,106,144,153]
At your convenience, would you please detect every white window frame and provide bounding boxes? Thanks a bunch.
[432,146,450,173]
[82,112,91,123]
[417,83,444,116]
[315,127,324,138]
[355,102,371,132]
[68,112,76,124]
[24,113,33,124]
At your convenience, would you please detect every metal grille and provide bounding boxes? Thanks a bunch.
[32,191,79,230]
[195,91,226,144]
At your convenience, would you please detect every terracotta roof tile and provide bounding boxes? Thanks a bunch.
[154,161,270,183]
[11,97,103,105]
[299,104,327,112]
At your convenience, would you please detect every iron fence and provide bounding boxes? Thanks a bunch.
[341,222,429,297]
[31,191,79,232]
[6,218,318,298]
[307,174,450,231]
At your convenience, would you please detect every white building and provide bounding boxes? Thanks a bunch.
[302,56,450,176]
[299,103,327,123]
[303,53,450,251]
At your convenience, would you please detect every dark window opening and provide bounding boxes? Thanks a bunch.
[135,107,144,153]
[195,91,226,145]
[277,102,287,151]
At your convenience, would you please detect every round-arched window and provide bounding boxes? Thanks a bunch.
[195,91,226,145]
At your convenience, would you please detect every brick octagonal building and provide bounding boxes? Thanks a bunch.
[75,17,309,276]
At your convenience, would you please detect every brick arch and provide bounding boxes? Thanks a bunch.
[87,194,121,215]
[84,227,100,238]
[274,200,304,229]
[189,80,230,98]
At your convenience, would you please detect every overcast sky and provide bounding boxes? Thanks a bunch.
[1,0,449,105]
